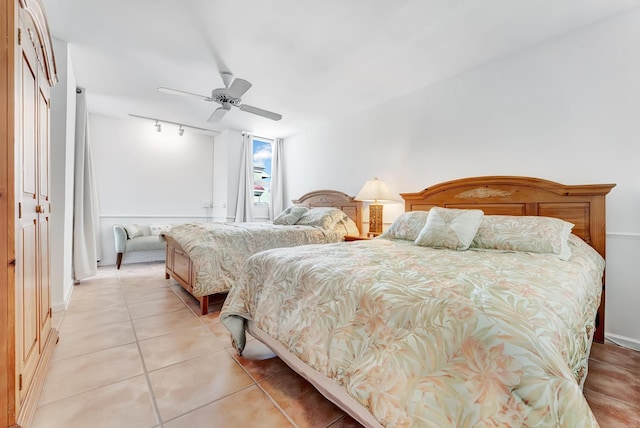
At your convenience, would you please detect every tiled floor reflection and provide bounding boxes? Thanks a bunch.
[33,262,355,428]
[33,262,639,427]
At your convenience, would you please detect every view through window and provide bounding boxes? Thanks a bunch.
[252,139,272,205]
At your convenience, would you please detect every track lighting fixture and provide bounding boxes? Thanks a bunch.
[129,114,218,137]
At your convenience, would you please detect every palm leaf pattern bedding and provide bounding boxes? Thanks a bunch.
[221,235,604,427]
[163,222,346,297]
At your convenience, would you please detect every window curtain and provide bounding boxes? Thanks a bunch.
[234,132,254,222]
[269,138,285,220]
[72,88,101,280]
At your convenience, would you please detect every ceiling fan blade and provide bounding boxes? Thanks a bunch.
[226,78,252,99]
[238,104,282,121]
[208,105,230,123]
[158,87,212,101]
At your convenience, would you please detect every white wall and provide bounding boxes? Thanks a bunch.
[49,38,76,311]
[90,115,216,265]
[284,9,640,347]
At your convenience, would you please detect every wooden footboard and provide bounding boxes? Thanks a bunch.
[164,236,211,315]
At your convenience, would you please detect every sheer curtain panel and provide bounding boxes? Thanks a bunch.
[235,132,254,222]
[269,138,285,220]
[72,88,101,280]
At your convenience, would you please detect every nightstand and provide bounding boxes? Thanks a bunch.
[344,235,372,241]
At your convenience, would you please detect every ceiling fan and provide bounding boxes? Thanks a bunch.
[158,72,282,123]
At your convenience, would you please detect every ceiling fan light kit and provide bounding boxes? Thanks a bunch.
[158,71,282,123]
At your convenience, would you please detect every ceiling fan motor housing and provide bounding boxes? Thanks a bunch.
[211,88,240,106]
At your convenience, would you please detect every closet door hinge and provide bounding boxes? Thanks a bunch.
[49,308,52,318]
[18,28,21,45]
[19,374,23,391]
[18,202,22,219]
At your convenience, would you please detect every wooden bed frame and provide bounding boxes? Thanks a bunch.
[239,176,616,428]
[400,176,615,342]
[165,189,362,315]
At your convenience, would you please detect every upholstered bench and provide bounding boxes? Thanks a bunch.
[113,224,170,269]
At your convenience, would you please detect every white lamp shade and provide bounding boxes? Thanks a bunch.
[354,178,397,203]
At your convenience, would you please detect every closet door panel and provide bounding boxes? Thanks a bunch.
[37,84,51,339]
[38,216,50,341]
[16,23,42,404]
[19,221,39,399]
[38,86,49,203]
[20,50,37,200]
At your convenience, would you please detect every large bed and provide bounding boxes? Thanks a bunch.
[220,176,615,427]
[164,189,362,315]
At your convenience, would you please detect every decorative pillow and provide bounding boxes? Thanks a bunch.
[414,207,484,250]
[380,211,430,241]
[296,207,348,230]
[123,224,143,239]
[273,206,308,225]
[340,216,360,236]
[471,215,574,260]
[149,224,172,236]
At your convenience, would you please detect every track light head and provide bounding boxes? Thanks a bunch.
[155,121,161,132]
[178,126,184,136]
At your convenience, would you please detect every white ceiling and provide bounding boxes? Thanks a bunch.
[42,0,640,138]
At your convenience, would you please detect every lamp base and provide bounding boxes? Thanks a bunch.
[368,204,383,237]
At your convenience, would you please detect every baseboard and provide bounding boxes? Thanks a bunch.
[607,232,640,240]
[51,279,74,312]
[605,333,640,351]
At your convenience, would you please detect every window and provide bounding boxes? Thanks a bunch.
[252,138,272,205]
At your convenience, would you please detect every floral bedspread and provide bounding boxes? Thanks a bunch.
[163,222,345,296]
[221,235,604,427]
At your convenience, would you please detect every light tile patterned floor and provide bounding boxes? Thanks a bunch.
[34,262,358,428]
[34,262,639,427]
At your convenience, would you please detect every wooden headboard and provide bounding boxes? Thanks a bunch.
[401,176,615,342]
[292,190,363,233]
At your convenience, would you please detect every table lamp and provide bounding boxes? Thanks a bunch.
[355,177,397,237]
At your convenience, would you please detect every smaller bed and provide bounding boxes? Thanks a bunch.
[163,190,362,315]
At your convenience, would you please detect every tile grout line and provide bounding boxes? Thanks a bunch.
[118,265,166,428]
[161,383,257,425]
[160,260,299,427]
[159,267,293,424]
[227,347,299,428]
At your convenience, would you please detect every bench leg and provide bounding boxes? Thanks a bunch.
[116,252,123,269]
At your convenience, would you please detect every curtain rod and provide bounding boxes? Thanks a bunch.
[242,132,280,141]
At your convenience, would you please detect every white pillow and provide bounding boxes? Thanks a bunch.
[273,206,308,225]
[295,207,348,230]
[471,215,574,260]
[341,217,360,236]
[380,211,430,241]
[150,224,172,236]
[414,207,484,251]
[124,224,143,239]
